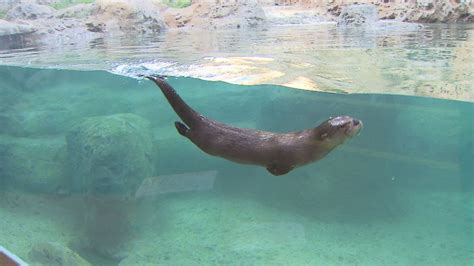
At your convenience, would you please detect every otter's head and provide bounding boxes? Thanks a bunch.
[315,116,362,147]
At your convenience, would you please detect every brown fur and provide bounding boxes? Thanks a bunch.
[147,76,362,175]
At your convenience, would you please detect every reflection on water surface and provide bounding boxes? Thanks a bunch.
[1,23,472,101]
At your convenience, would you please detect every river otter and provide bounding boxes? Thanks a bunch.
[147,76,362,175]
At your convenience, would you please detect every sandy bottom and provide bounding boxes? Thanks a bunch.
[1,184,472,265]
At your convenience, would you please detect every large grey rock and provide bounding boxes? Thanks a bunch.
[337,4,378,27]
[0,19,36,36]
[6,3,55,20]
[66,113,154,194]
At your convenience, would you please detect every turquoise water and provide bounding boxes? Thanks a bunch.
[0,65,472,265]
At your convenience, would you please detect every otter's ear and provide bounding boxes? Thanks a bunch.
[319,133,328,140]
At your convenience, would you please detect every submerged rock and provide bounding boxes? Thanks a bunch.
[66,113,154,194]
[29,241,92,266]
[6,3,55,20]
[0,136,67,193]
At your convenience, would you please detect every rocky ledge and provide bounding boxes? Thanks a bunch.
[0,0,471,42]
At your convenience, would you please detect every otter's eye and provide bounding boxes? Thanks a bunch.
[339,121,350,128]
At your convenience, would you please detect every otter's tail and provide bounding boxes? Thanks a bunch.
[146,76,202,128]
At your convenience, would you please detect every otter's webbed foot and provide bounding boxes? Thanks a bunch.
[266,164,293,176]
[175,121,189,136]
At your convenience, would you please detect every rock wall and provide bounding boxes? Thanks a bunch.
[279,0,473,23]
[1,0,471,39]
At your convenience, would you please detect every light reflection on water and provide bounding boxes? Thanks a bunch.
[0,23,472,101]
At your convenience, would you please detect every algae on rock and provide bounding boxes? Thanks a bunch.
[0,136,67,193]
[66,113,154,194]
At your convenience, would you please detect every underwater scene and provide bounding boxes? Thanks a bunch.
[1,1,474,266]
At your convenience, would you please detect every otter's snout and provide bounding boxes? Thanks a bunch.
[346,118,363,137]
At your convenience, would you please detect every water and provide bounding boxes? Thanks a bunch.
[1,23,473,101]
[0,23,473,265]
[0,65,472,265]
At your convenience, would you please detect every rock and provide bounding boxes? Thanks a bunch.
[29,241,92,266]
[0,136,67,193]
[208,0,266,29]
[0,19,36,36]
[6,3,55,20]
[289,0,473,23]
[55,3,95,19]
[88,0,166,34]
[66,113,154,194]
[337,4,378,27]
[85,21,105,33]
[335,3,423,32]
[407,0,473,23]
[162,0,266,29]
[0,1,54,13]
[6,1,54,6]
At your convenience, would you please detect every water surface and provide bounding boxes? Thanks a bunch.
[1,23,473,101]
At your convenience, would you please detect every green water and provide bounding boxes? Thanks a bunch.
[0,65,472,265]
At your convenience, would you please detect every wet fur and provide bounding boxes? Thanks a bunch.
[147,76,343,176]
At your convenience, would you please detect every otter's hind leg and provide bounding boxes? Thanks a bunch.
[174,121,189,136]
